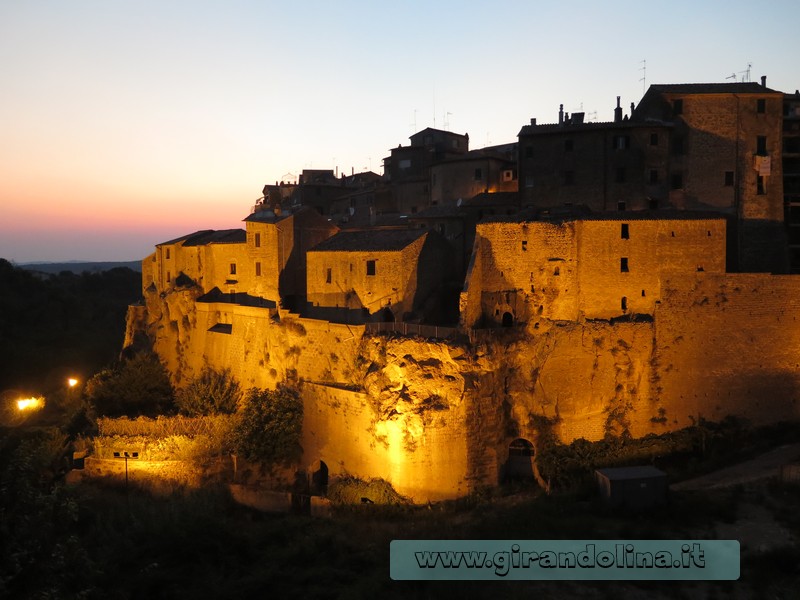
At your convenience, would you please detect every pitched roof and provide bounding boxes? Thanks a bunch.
[157,229,245,247]
[483,207,728,224]
[310,229,427,252]
[646,82,780,95]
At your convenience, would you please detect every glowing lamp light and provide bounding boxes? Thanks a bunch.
[17,397,44,411]
[67,378,79,388]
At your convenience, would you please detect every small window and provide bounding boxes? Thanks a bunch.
[167,271,171,283]
[673,136,684,155]
[649,169,659,184]
[757,98,766,114]
[564,139,573,152]
[620,257,629,272]
[474,168,483,181]
[522,240,528,252]
[724,171,734,186]
[757,175,766,195]
[255,262,262,277]
[757,136,767,156]
[671,173,683,190]
[366,260,376,276]
[564,170,574,185]
[255,233,261,248]
[649,198,659,210]
[650,133,659,146]
[621,296,628,311]
[553,267,560,276]
[641,289,646,297]
[326,267,332,284]
[616,167,626,183]
[617,201,626,211]
[621,224,629,239]
[525,175,534,188]
[613,135,630,150]
[230,263,237,275]
[672,99,683,115]
[165,248,170,259]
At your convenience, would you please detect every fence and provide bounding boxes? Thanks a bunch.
[364,321,461,341]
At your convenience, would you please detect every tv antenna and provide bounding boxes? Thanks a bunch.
[726,73,737,81]
[444,111,452,131]
[739,63,752,83]
[639,59,647,94]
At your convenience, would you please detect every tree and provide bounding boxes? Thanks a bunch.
[85,353,175,418]
[232,385,303,465]
[175,368,242,416]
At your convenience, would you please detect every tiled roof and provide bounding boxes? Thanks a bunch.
[158,229,246,247]
[483,207,728,224]
[646,82,779,95]
[243,209,293,224]
[310,229,427,252]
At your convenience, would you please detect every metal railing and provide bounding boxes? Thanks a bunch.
[364,321,460,341]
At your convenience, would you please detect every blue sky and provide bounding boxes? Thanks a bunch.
[0,0,796,261]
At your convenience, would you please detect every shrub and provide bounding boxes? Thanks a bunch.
[85,353,175,418]
[176,368,242,416]
[232,385,303,466]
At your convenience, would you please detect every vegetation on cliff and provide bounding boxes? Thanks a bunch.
[232,385,303,466]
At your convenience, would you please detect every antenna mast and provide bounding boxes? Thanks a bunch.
[639,59,647,95]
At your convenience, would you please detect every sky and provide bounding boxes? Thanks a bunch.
[1,0,797,262]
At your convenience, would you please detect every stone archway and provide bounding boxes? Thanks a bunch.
[380,307,395,323]
[501,311,514,327]
[503,438,535,482]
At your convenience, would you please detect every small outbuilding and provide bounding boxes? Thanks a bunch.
[594,466,667,509]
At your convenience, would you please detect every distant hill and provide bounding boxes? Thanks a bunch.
[18,260,142,274]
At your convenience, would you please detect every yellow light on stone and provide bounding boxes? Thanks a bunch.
[17,397,44,411]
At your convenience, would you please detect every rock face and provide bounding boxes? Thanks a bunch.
[128,270,800,502]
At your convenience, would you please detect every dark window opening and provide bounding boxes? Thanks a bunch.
[620,257,629,272]
[617,201,626,211]
[165,249,170,259]
[650,133,659,146]
[757,136,767,156]
[641,289,646,297]
[255,262,262,277]
[673,99,683,115]
[508,438,535,456]
[380,307,394,322]
[501,312,514,327]
[724,171,734,186]
[553,267,560,276]
[650,169,659,184]
[230,263,237,275]
[757,98,766,114]
[616,168,626,183]
[621,296,628,311]
[326,267,332,284]
[649,198,659,210]
[366,260,376,276]
[167,271,171,283]
[757,175,766,195]
[474,168,482,181]
[613,135,631,150]
[522,240,528,251]
[621,223,630,239]
[255,233,261,248]
[673,136,684,155]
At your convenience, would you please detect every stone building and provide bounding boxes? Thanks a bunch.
[305,228,453,323]
[518,80,787,273]
[784,90,800,270]
[460,211,726,327]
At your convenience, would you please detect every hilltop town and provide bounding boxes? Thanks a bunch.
[126,78,800,502]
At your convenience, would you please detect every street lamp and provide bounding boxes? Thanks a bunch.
[67,378,79,388]
[113,451,140,492]
[17,396,44,412]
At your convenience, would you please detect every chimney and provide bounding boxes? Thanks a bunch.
[614,96,622,123]
[761,75,767,87]
[530,118,537,126]
[572,112,584,124]
[558,104,564,125]
[630,102,635,116]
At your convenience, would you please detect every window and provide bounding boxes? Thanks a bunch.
[672,99,683,115]
[522,240,528,251]
[620,257,629,272]
[399,159,411,169]
[255,262,262,277]
[649,198,659,210]
[621,297,628,311]
[724,171,734,186]
[564,170,574,185]
[757,175,766,195]
[474,168,483,181]
[757,98,766,114]
[230,263,237,275]
[613,135,630,150]
[326,267,332,284]
[525,175,534,188]
[671,173,683,189]
[649,169,659,184]
[616,167,626,183]
[167,271,171,283]
[366,260,376,276]
[673,136,684,155]
[617,201,626,211]
[650,133,659,146]
[564,139,573,151]
[255,233,261,248]
[757,136,767,156]
[165,248,170,259]
[621,224,629,239]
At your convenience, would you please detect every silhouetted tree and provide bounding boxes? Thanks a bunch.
[232,385,303,465]
[85,353,175,418]
[176,367,242,415]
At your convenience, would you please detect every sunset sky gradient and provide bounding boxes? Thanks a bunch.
[1,0,797,262]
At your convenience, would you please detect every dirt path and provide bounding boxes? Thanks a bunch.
[670,442,800,491]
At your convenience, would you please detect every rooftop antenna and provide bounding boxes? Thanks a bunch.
[444,111,452,131]
[739,63,752,83]
[639,59,647,95]
[726,73,737,81]
[410,109,417,133]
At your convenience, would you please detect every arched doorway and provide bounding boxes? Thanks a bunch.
[311,460,329,496]
[501,312,514,327]
[380,307,394,323]
[503,438,535,482]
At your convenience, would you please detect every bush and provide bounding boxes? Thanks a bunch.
[232,385,303,466]
[176,368,242,416]
[85,353,175,418]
